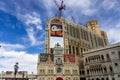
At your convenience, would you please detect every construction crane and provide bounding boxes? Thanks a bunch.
[54,0,65,17]
[71,16,75,23]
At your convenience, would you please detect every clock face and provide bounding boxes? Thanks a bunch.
[57,67,62,73]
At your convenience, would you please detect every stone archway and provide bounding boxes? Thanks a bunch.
[96,78,100,80]
[56,77,63,80]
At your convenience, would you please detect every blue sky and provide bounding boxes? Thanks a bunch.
[0,0,120,74]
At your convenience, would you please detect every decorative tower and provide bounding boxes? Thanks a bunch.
[86,20,101,36]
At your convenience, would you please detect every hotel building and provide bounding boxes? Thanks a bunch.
[83,42,120,80]
[45,17,109,56]
[37,44,79,80]
[37,17,109,80]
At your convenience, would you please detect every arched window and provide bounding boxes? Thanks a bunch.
[106,77,109,80]
[87,69,89,74]
[56,58,62,64]
[101,55,104,60]
[118,51,120,59]
[96,78,100,80]
[88,58,90,62]
[86,58,88,63]
[79,71,81,75]
[101,78,104,80]
[104,66,107,72]
[112,78,115,80]
[100,67,103,71]
[88,79,90,80]
[106,54,110,60]
[109,66,113,72]
[82,70,84,75]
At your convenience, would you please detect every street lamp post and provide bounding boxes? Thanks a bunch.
[14,62,19,80]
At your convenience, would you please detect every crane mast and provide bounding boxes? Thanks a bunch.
[54,0,65,17]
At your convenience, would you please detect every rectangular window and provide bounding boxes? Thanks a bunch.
[69,45,71,54]
[81,48,83,53]
[73,70,78,74]
[118,51,120,59]
[112,51,115,54]
[65,70,70,74]
[76,47,79,56]
[73,46,75,54]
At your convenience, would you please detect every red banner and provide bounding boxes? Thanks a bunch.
[64,54,75,63]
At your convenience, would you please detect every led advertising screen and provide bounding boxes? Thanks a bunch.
[50,23,63,48]
[50,24,63,37]
[40,54,54,62]
[64,54,76,63]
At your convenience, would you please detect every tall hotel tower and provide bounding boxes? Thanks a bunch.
[45,17,109,56]
[37,17,109,80]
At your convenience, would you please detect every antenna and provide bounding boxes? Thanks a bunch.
[54,0,65,17]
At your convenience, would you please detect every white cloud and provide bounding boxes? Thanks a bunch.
[107,28,120,44]
[23,12,42,30]
[0,1,6,11]
[43,0,54,10]
[0,43,25,51]
[25,27,45,46]
[0,46,38,74]
[16,12,45,46]
[64,0,97,16]
[102,0,118,10]
[26,27,36,45]
[42,0,56,17]
[42,0,97,17]
[0,1,44,46]
[103,21,120,44]
[116,23,120,28]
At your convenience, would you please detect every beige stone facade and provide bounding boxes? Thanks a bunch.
[45,17,109,57]
[0,71,28,80]
[37,45,79,80]
[83,42,120,80]
[42,17,110,80]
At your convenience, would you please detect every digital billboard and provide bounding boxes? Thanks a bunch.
[40,54,54,62]
[50,23,63,48]
[50,24,63,37]
[64,54,76,63]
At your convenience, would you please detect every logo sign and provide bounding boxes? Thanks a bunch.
[64,54,75,63]
[40,54,54,62]
[50,24,63,37]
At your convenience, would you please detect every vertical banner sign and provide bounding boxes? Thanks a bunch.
[50,23,63,48]
[64,54,75,63]
[40,54,54,62]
